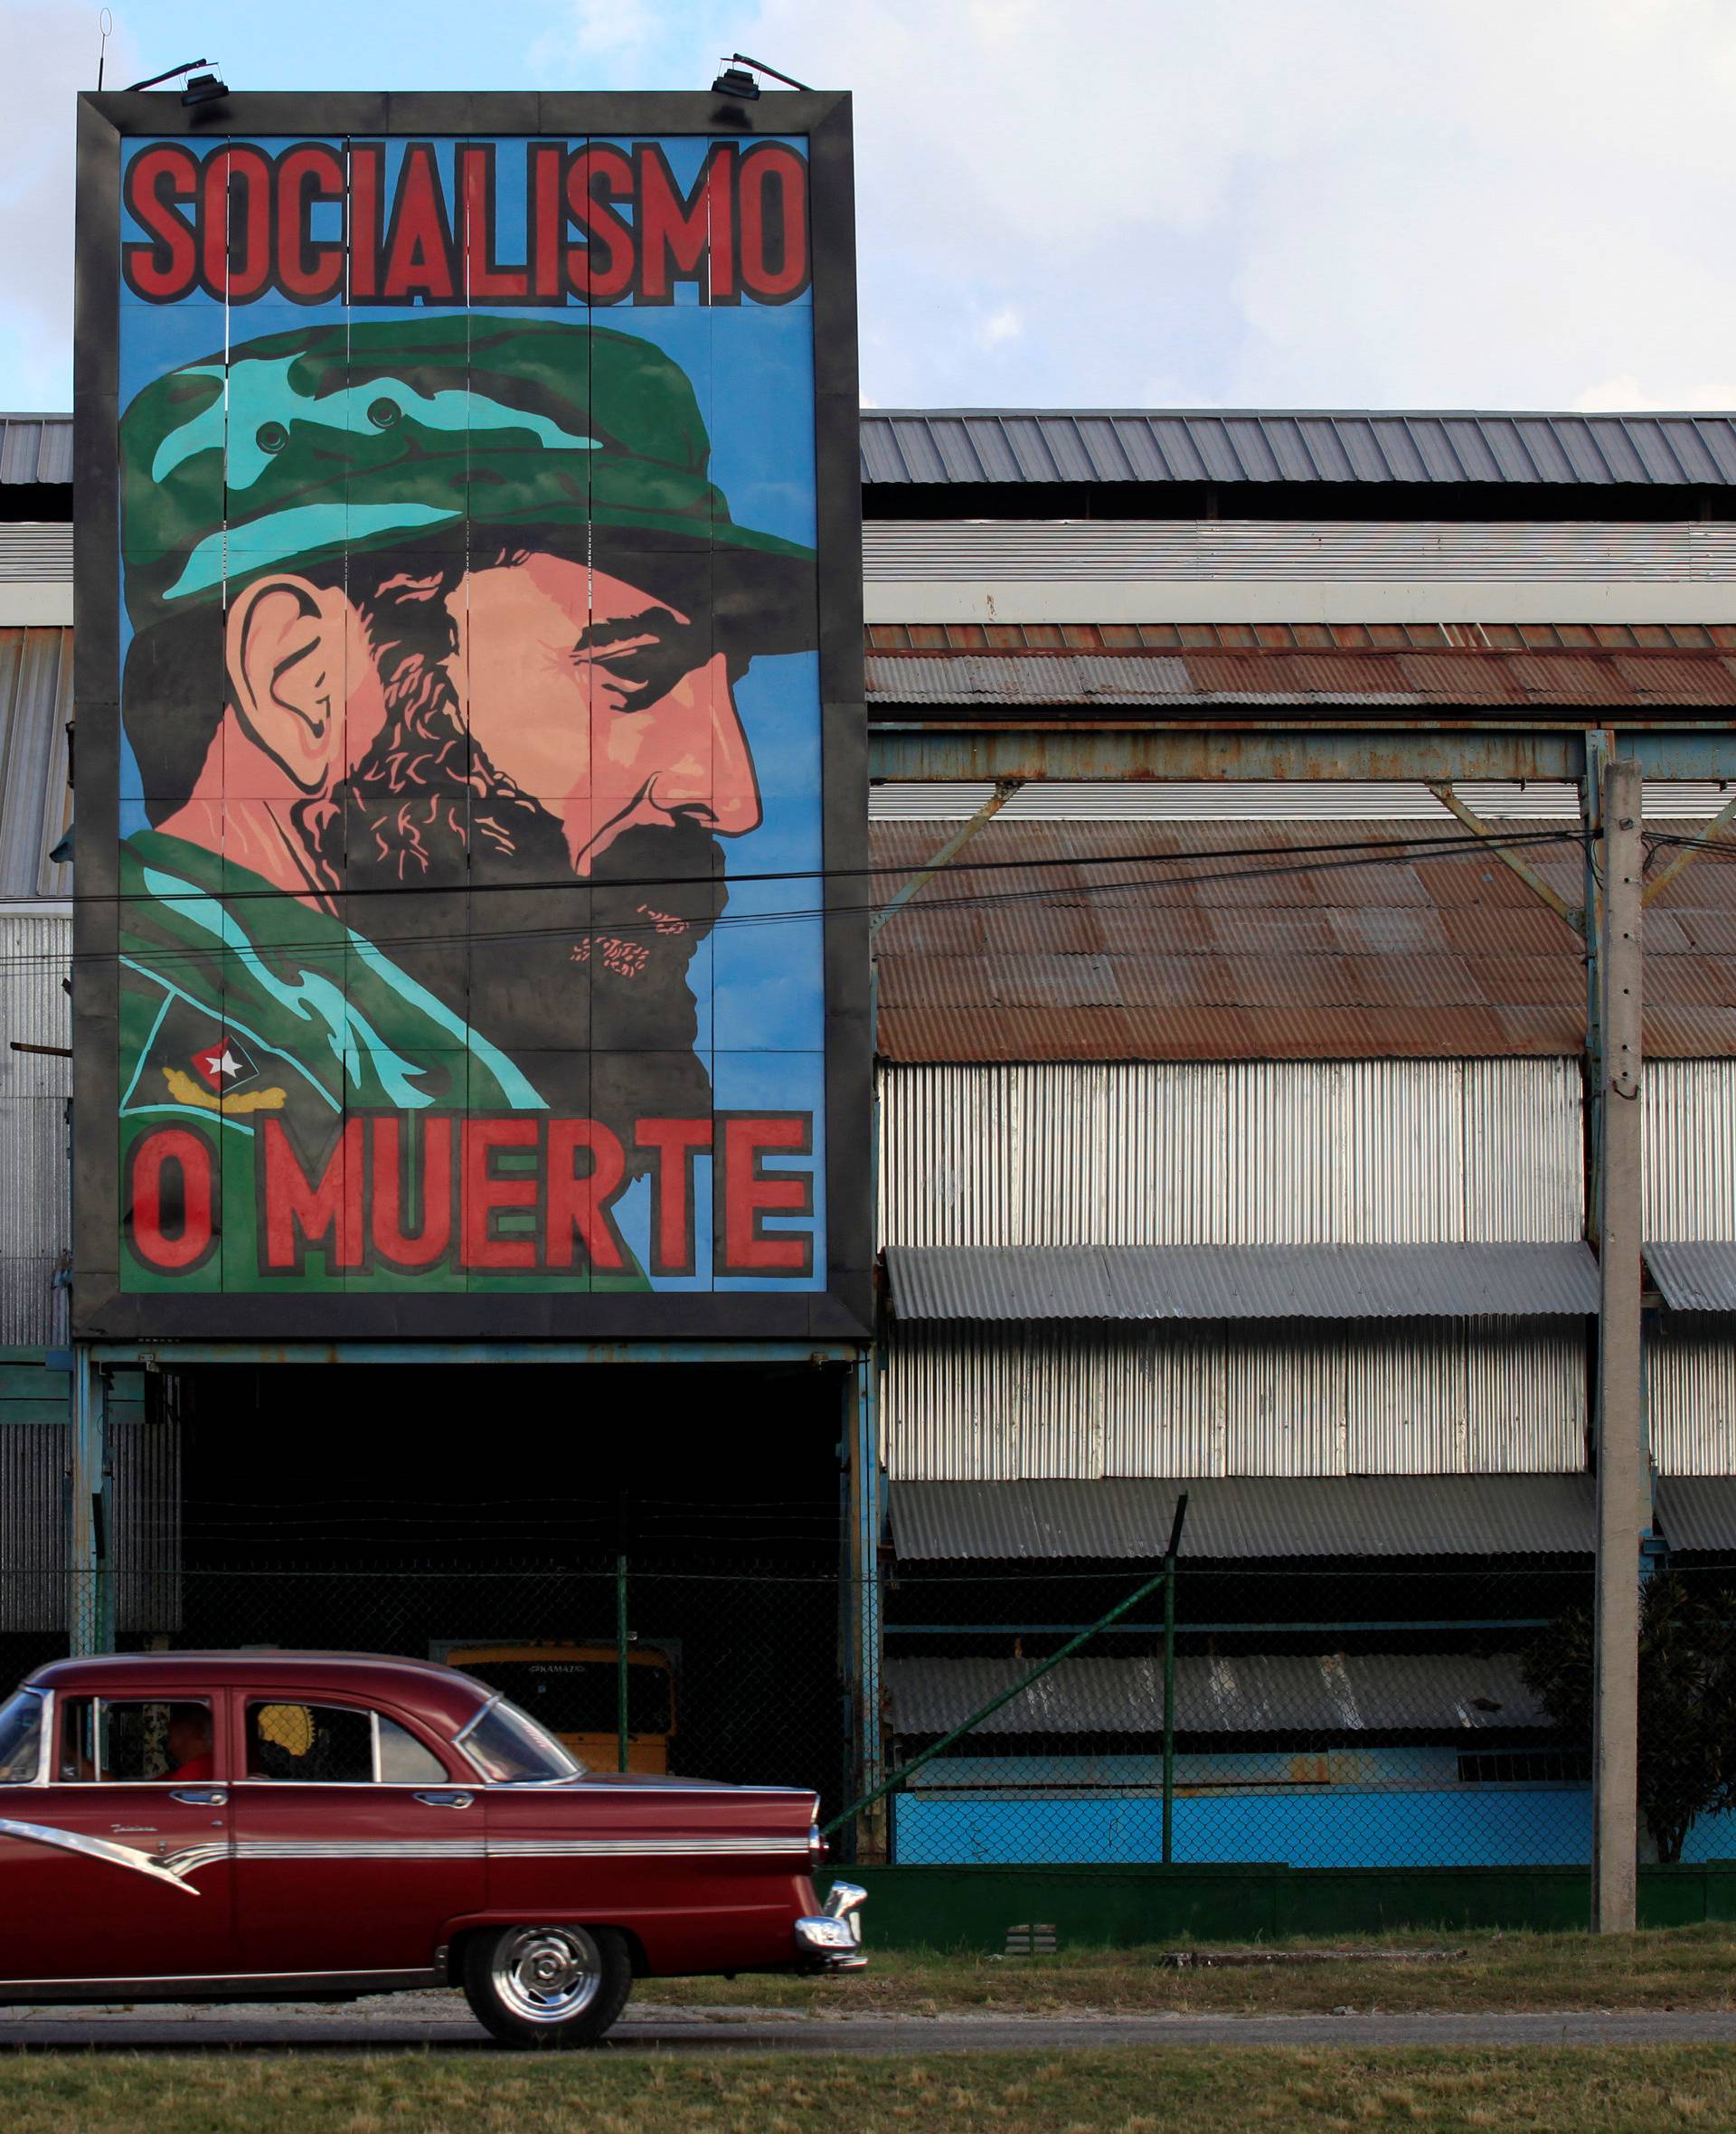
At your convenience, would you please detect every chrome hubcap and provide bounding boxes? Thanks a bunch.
[493,1926,602,2023]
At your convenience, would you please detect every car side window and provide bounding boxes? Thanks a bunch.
[378,1716,448,1784]
[55,1698,214,1782]
[247,1702,372,1782]
[245,1701,447,1784]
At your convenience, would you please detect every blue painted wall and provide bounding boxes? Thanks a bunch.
[893,1788,1736,1868]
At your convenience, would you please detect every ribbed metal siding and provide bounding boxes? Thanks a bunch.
[0,629,73,899]
[0,1405,181,1634]
[0,525,71,583]
[882,1319,1587,1480]
[863,520,1736,584]
[879,1061,1583,1250]
[0,911,70,1346]
[0,1424,65,1631]
[1646,1318,1736,1476]
[112,1412,183,1636]
[858,410,1736,489]
[1646,1062,1736,1240]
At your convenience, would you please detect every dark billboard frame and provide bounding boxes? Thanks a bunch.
[73,90,871,1342]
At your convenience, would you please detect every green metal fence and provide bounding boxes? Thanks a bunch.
[5,1541,1684,1875]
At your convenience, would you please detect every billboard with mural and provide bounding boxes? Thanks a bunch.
[74,93,868,1337]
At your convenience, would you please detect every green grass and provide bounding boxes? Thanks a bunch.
[1,2048,1735,2132]
[634,1923,1736,2016]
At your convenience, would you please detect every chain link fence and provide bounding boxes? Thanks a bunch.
[14,1548,1721,1874]
[881,1557,1606,1870]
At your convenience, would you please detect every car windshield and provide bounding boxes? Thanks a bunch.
[0,1690,42,1783]
[458,1695,583,1781]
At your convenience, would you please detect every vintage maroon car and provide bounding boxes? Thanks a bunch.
[0,1651,864,2046]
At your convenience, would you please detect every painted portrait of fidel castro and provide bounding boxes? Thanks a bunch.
[116,314,817,1161]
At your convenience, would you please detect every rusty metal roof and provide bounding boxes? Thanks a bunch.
[865,645,1736,711]
[884,1243,1599,1321]
[884,1651,1550,1738]
[888,1475,1597,1562]
[0,419,72,488]
[871,817,1736,1062]
[861,410,1736,487]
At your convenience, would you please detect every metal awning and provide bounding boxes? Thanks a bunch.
[1656,1476,1736,1555]
[889,1475,1597,1563]
[1646,1242,1736,1312]
[884,1651,1549,1739]
[883,1243,1601,1322]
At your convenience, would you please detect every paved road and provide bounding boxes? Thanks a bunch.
[2,1997,1735,2054]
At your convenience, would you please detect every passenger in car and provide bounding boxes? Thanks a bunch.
[163,1704,213,1782]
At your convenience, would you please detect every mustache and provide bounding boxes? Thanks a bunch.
[585,818,729,940]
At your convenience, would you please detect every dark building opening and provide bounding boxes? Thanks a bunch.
[159,1362,851,1812]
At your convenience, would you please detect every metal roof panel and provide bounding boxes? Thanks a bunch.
[19,407,1736,491]
[1656,1476,1736,1555]
[860,410,1736,487]
[884,1650,1550,1738]
[888,1475,1597,1562]
[1646,1241,1736,1311]
[0,418,73,486]
[883,1243,1600,1322]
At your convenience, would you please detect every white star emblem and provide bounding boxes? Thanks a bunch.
[202,1048,244,1081]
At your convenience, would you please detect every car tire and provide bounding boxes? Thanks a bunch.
[461,1923,633,2049]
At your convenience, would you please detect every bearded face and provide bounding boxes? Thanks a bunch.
[306,555,725,1163]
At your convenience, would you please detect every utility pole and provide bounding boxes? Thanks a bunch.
[1592,754,1644,1932]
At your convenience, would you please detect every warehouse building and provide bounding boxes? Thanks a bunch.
[6,407,1736,1860]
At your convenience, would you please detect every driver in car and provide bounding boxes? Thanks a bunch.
[162,1704,214,1782]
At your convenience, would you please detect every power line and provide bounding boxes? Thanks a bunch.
[0,826,1585,979]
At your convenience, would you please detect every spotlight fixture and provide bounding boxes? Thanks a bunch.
[180,70,229,106]
[710,52,813,98]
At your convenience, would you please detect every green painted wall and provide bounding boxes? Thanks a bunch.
[823,1862,1736,1951]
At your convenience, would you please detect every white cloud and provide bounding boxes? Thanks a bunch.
[529,0,652,63]
[1577,373,1736,412]
[0,2,137,409]
[724,0,1736,410]
[979,306,1021,348]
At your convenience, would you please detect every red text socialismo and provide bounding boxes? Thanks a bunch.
[125,1113,816,1281]
[122,139,810,307]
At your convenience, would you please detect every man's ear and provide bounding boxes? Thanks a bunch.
[225,574,349,795]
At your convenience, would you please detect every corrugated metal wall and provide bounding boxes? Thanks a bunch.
[882,1319,1587,1480]
[863,520,1736,584]
[0,911,70,1346]
[879,1060,1584,1249]
[0,629,72,899]
[0,1423,67,1631]
[1646,1062,1736,1241]
[0,1394,182,1634]
[1647,1317,1736,1477]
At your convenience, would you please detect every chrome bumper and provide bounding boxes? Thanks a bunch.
[795,1880,867,1972]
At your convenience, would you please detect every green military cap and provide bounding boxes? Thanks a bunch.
[120,313,816,650]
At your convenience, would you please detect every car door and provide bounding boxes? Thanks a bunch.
[0,1689,235,1986]
[230,1694,484,1978]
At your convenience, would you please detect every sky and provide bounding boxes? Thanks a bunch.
[5,0,1736,414]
